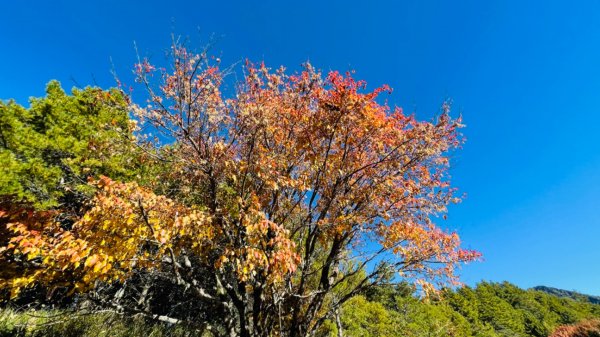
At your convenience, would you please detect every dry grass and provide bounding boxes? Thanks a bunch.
[0,308,207,337]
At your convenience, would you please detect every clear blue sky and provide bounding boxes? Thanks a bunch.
[2,1,599,295]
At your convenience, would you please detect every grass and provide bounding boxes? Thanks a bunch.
[0,308,206,337]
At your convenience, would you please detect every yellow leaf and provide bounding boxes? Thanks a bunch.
[10,287,20,300]
[93,260,105,274]
[85,255,98,268]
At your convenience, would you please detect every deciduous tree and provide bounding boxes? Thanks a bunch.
[1,44,480,337]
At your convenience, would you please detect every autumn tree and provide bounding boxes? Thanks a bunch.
[551,320,600,337]
[1,44,479,336]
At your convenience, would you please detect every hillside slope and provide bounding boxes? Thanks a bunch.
[533,286,600,305]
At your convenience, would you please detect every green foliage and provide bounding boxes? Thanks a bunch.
[339,295,398,337]
[0,81,136,210]
[320,282,600,337]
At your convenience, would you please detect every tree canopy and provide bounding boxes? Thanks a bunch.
[0,45,480,337]
[325,282,600,337]
[0,81,136,210]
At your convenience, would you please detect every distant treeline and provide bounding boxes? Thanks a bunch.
[318,281,600,337]
[533,286,600,306]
